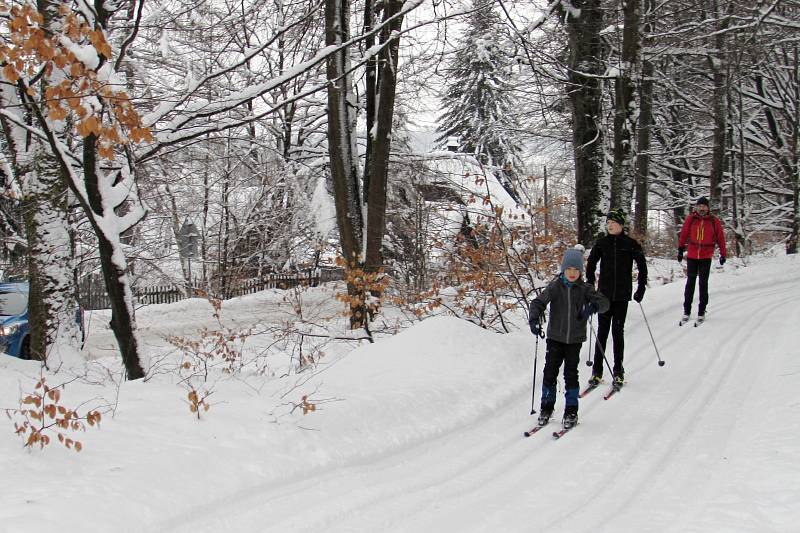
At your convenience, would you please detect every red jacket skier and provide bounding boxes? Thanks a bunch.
[678,201,727,260]
[677,196,727,322]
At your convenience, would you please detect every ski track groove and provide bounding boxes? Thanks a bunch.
[541,282,796,533]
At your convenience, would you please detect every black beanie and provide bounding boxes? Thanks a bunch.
[696,196,709,206]
[606,209,626,226]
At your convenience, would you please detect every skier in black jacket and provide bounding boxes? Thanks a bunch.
[585,209,648,389]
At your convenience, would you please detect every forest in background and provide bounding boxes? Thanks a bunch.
[0,0,797,375]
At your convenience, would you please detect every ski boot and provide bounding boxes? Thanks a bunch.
[587,374,602,387]
[612,375,625,391]
[562,408,578,429]
[679,314,690,326]
[537,407,553,426]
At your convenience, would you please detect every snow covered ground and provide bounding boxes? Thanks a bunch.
[1,252,799,532]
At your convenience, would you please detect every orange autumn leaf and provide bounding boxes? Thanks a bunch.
[3,64,19,83]
[98,144,115,160]
[76,115,101,137]
[130,126,153,143]
[48,104,68,121]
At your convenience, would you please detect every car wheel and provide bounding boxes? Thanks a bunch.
[19,335,30,360]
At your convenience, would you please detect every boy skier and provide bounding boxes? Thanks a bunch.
[585,209,648,390]
[529,247,609,429]
[678,196,727,324]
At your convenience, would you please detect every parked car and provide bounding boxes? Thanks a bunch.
[0,282,84,359]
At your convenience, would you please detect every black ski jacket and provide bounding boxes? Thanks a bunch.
[586,233,648,302]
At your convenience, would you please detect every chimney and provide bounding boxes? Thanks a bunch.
[446,136,459,152]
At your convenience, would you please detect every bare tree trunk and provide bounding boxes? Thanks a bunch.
[326,0,366,328]
[555,0,605,246]
[789,45,800,254]
[610,0,641,212]
[363,0,404,275]
[326,0,407,327]
[326,0,364,265]
[708,0,731,208]
[633,0,654,239]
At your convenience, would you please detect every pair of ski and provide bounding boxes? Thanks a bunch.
[522,380,621,439]
[523,421,575,440]
[581,379,622,401]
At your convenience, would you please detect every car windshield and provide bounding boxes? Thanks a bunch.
[0,290,27,316]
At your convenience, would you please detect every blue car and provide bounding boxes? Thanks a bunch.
[0,282,84,359]
[0,282,31,358]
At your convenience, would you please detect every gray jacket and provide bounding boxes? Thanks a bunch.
[529,276,610,344]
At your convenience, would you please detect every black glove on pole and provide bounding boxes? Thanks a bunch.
[633,286,645,303]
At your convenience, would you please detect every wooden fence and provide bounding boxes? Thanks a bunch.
[79,269,344,311]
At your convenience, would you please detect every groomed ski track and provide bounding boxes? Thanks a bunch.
[161,270,800,533]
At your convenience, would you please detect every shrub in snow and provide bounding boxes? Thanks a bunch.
[6,374,101,452]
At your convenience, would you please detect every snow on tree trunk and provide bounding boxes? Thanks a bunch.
[326,0,364,266]
[610,0,641,214]
[708,6,732,209]
[22,145,80,363]
[633,0,655,239]
[0,0,81,365]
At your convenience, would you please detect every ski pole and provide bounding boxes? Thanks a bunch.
[585,314,594,367]
[530,333,541,415]
[587,318,614,376]
[638,302,665,367]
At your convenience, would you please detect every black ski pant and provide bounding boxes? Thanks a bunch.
[592,300,628,379]
[540,339,581,415]
[683,258,712,316]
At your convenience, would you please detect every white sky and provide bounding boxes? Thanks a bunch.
[1,250,798,532]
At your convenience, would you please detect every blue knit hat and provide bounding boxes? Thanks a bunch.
[561,247,584,273]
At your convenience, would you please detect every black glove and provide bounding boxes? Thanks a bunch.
[677,247,685,263]
[719,256,726,266]
[530,315,544,338]
[578,302,598,320]
[633,286,645,303]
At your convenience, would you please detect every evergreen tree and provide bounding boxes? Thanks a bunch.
[437,0,523,201]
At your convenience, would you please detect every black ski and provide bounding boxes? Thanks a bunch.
[603,383,623,400]
[523,424,547,437]
[579,381,602,398]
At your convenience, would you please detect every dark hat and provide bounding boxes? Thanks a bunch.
[606,208,626,226]
[561,247,584,273]
[696,196,709,206]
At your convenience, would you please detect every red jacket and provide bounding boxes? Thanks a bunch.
[679,212,727,260]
